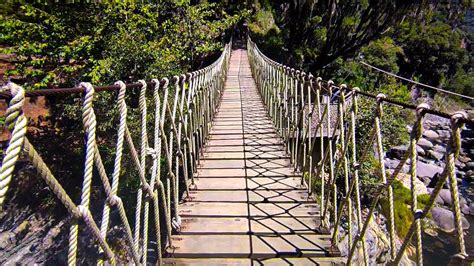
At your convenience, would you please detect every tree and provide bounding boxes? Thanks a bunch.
[0,1,241,221]
[249,0,424,74]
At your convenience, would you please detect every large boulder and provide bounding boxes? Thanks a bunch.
[416,145,426,156]
[418,138,434,150]
[427,188,444,205]
[462,204,470,215]
[431,207,470,232]
[437,189,467,207]
[388,145,407,159]
[432,144,446,154]
[423,130,439,141]
[395,173,428,195]
[417,161,443,179]
[428,150,443,161]
[437,129,450,140]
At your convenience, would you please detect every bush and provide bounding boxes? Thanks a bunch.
[380,180,430,238]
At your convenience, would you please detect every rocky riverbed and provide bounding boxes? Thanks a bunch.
[337,113,474,265]
[385,114,474,262]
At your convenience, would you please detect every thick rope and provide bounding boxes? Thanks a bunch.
[247,38,471,266]
[0,83,27,209]
[1,41,231,265]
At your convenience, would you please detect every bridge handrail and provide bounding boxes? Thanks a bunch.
[247,37,471,265]
[0,41,232,265]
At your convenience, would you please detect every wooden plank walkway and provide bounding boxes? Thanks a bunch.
[165,49,342,265]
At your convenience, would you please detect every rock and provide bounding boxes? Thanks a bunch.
[426,173,449,188]
[396,173,428,195]
[456,160,466,170]
[428,150,443,161]
[427,188,445,205]
[384,160,409,173]
[0,231,15,249]
[420,176,432,186]
[425,228,438,237]
[416,145,425,156]
[466,162,474,170]
[432,144,446,154]
[423,130,439,141]
[458,155,471,164]
[339,213,413,265]
[388,145,407,159]
[41,221,63,249]
[466,170,474,181]
[470,203,474,215]
[431,207,470,232]
[385,158,399,169]
[438,189,451,206]
[418,138,433,150]
[462,204,470,215]
[417,161,443,179]
[437,130,450,140]
[437,189,468,207]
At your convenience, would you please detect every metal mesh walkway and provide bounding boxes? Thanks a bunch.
[164,49,342,265]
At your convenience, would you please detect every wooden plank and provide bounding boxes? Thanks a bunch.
[167,48,340,263]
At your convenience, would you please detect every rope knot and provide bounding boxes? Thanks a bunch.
[4,82,26,129]
[414,209,423,220]
[327,80,334,94]
[450,111,468,157]
[451,111,468,125]
[172,75,180,85]
[351,87,360,93]
[290,68,296,77]
[411,103,430,140]
[142,183,155,199]
[76,205,89,220]
[151,78,161,90]
[107,195,121,207]
[138,79,147,88]
[113,81,126,102]
[146,147,158,159]
[376,93,386,103]
[416,103,430,115]
[179,74,186,85]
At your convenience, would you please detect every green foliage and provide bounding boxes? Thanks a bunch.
[0,2,241,210]
[247,7,283,60]
[248,1,424,72]
[380,180,431,238]
[248,9,279,37]
[432,92,470,113]
[394,19,468,88]
[0,2,241,88]
[358,154,380,193]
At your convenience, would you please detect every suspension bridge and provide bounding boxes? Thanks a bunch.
[0,39,472,265]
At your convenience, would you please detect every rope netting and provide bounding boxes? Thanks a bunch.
[0,42,232,265]
[247,38,471,265]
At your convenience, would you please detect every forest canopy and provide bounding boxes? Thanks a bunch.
[247,0,473,102]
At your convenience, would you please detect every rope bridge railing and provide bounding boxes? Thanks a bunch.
[0,41,232,265]
[247,38,472,265]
